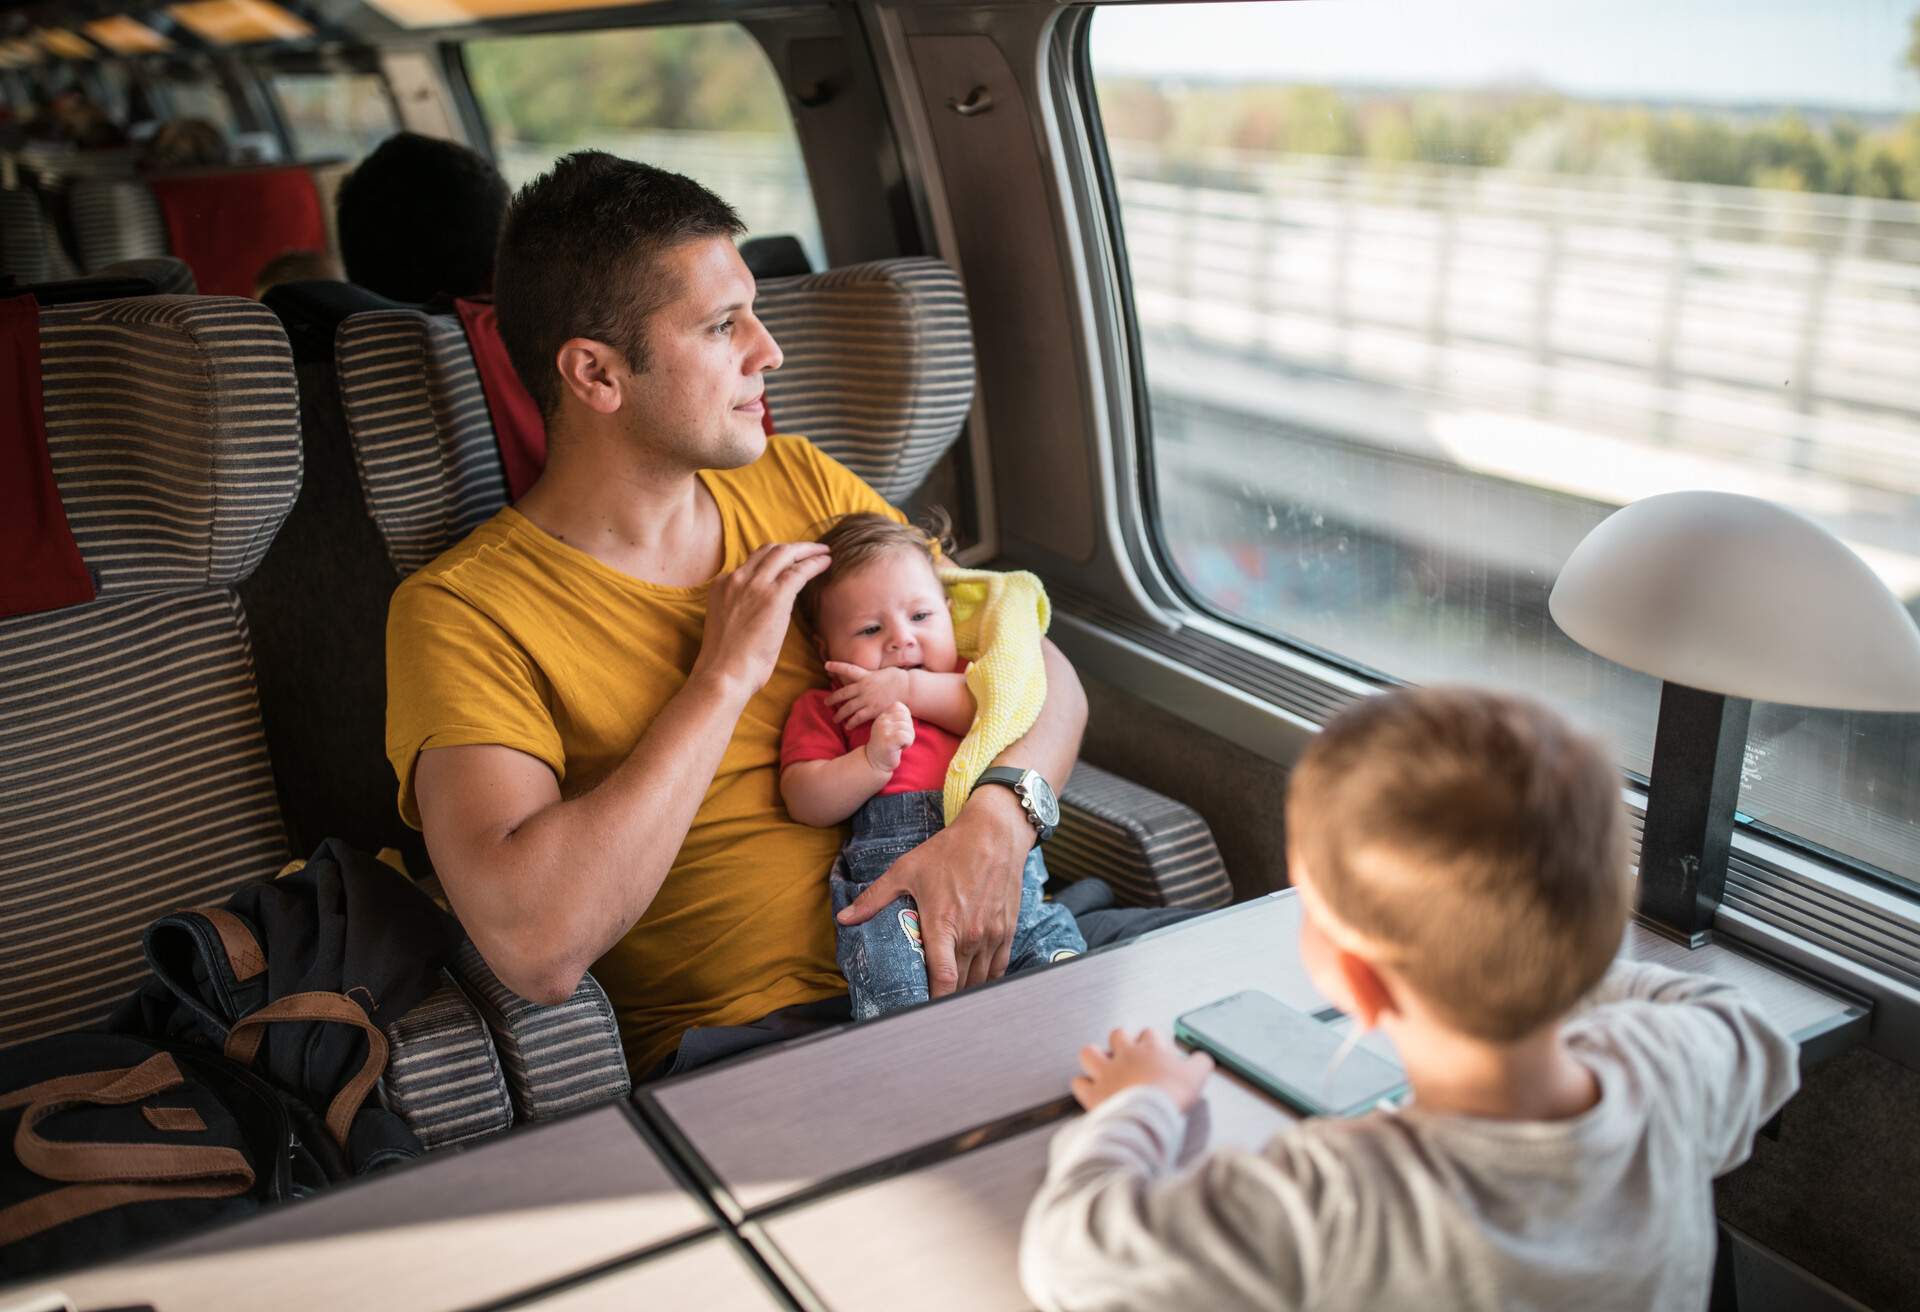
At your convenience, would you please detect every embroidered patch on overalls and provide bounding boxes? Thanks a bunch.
[898,907,925,956]
[1050,949,1080,963]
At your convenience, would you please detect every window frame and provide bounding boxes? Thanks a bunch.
[1049,1,1920,1056]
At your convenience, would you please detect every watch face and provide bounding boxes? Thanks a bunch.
[1025,771,1060,829]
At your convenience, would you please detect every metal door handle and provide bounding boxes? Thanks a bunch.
[947,85,993,117]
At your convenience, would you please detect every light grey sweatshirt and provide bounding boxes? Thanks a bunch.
[1021,960,1800,1312]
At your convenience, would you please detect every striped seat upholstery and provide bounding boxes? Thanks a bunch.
[1048,763,1232,909]
[0,297,301,1047]
[450,941,631,1121]
[754,258,975,503]
[0,296,511,1152]
[1,187,59,283]
[336,311,507,577]
[383,972,515,1148]
[68,176,169,273]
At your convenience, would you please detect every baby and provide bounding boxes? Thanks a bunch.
[780,512,1086,1019]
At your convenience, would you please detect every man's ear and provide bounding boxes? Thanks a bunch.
[555,338,626,417]
[1334,946,1400,1031]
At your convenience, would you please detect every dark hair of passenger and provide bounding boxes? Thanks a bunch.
[335,131,509,305]
[493,150,744,420]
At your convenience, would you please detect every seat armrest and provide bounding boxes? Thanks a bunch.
[383,971,515,1150]
[1052,762,1232,909]
[448,940,632,1121]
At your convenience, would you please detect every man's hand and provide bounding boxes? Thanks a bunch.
[690,542,831,696]
[864,702,915,774]
[826,661,909,729]
[836,784,1031,996]
[1072,1029,1215,1114]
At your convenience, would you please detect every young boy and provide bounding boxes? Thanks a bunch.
[781,513,1087,1020]
[1020,686,1800,1311]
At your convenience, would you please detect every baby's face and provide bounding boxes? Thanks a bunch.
[816,549,958,675]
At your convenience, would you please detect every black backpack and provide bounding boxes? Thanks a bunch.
[0,1031,335,1279]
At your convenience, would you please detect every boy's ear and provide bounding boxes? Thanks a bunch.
[1334,947,1399,1031]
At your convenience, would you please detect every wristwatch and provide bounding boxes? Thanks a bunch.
[970,766,1060,845]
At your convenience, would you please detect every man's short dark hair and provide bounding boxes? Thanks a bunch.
[493,151,744,419]
[337,132,509,304]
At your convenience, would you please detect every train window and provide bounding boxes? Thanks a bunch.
[1089,1,1920,890]
[270,71,396,160]
[161,72,237,131]
[463,24,823,267]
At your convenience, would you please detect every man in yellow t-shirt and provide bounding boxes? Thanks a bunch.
[386,153,1093,1078]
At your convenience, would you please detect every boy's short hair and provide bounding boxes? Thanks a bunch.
[797,511,949,631]
[493,151,743,420]
[1286,686,1630,1041]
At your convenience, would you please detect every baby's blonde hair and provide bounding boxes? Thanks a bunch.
[797,509,951,632]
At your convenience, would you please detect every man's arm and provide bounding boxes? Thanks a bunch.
[837,638,1087,995]
[414,542,830,1004]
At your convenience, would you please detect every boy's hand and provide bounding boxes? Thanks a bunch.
[1072,1028,1214,1114]
[826,661,910,729]
[864,702,915,774]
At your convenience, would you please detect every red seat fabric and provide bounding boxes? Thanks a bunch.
[456,297,547,503]
[147,167,326,298]
[454,297,778,503]
[0,294,94,617]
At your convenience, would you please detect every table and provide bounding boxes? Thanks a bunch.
[644,892,1864,1220]
[24,1104,715,1312]
[511,1236,788,1311]
[751,1072,1291,1312]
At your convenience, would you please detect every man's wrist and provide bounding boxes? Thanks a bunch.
[685,664,756,712]
[961,779,1036,854]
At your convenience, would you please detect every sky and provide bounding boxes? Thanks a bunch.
[1090,0,1920,114]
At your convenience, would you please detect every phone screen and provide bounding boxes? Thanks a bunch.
[1175,989,1407,1118]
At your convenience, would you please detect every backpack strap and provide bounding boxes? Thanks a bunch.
[223,992,390,1152]
[0,1053,255,1246]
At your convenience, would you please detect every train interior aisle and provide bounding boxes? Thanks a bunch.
[2,1,1919,1309]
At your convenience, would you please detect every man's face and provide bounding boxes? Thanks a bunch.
[619,235,782,471]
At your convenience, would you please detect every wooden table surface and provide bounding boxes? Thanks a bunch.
[24,1104,713,1312]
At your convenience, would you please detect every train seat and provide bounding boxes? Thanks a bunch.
[67,161,354,292]
[331,254,1232,911]
[0,182,78,283]
[0,294,541,1150]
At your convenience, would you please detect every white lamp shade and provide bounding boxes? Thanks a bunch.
[1549,491,1920,712]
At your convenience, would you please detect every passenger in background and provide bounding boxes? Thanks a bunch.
[1021,686,1800,1312]
[334,131,509,305]
[254,248,342,299]
[140,118,229,171]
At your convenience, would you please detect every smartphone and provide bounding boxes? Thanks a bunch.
[1175,989,1407,1118]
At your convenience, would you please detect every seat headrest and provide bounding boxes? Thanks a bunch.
[67,176,169,273]
[42,295,300,596]
[1,188,57,283]
[337,308,507,577]
[755,258,975,503]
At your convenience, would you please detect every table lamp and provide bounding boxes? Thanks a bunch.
[1549,491,1920,945]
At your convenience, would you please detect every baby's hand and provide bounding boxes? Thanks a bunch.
[827,661,911,729]
[1072,1028,1214,1114]
[864,702,915,774]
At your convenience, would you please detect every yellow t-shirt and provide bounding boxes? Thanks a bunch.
[385,435,901,1075]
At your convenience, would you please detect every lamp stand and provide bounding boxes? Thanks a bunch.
[1637,681,1753,947]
